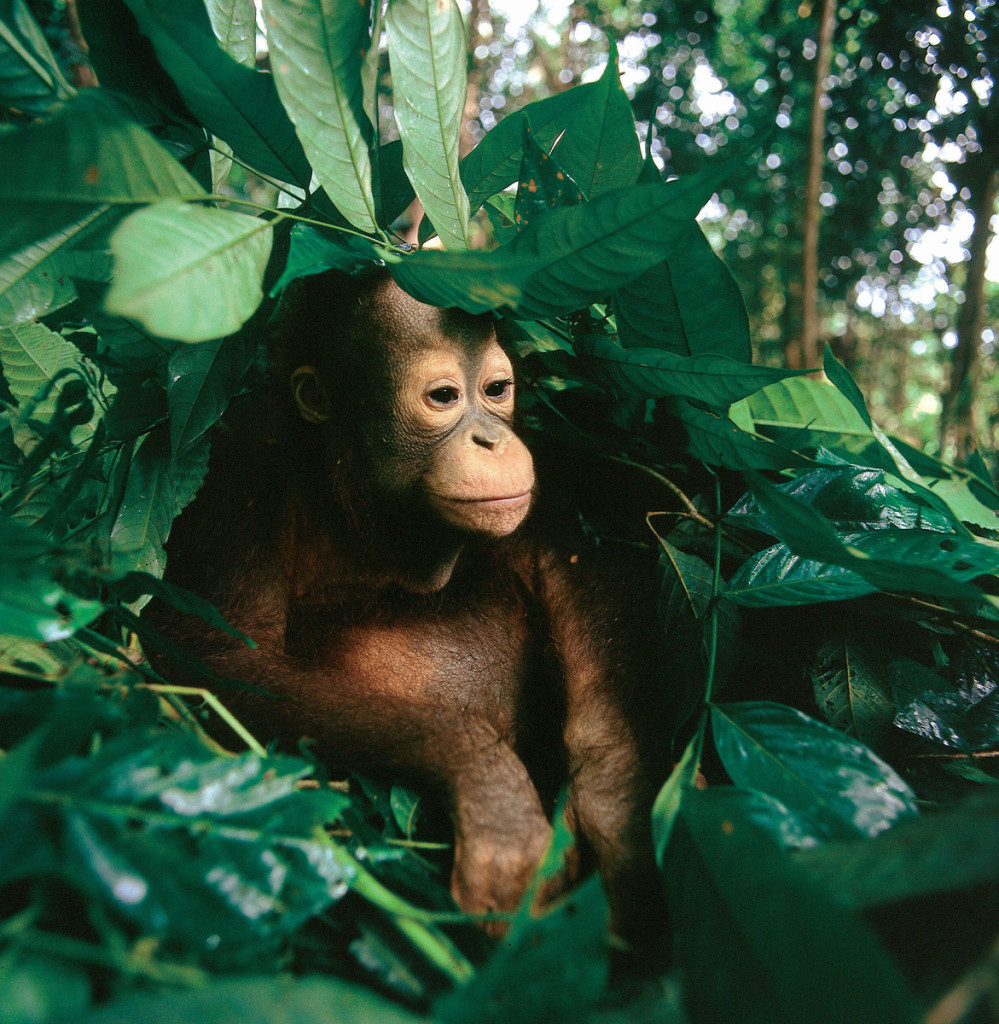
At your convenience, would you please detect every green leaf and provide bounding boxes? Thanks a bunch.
[0,90,204,261]
[574,334,801,407]
[0,208,114,327]
[0,320,107,453]
[386,0,470,250]
[549,41,642,200]
[727,465,955,535]
[167,334,254,455]
[389,162,738,315]
[675,399,811,471]
[614,221,751,360]
[0,0,75,116]
[121,0,311,186]
[205,0,256,66]
[710,701,918,838]
[651,728,703,863]
[443,883,609,1024]
[810,639,903,746]
[70,975,427,1024]
[823,342,872,427]
[795,789,999,910]
[732,376,886,462]
[0,513,104,641]
[665,787,917,1024]
[461,81,596,213]
[261,0,378,231]
[724,544,877,607]
[110,427,209,577]
[745,472,999,602]
[105,200,273,342]
[267,223,384,296]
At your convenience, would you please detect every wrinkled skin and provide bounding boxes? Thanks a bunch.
[151,270,673,965]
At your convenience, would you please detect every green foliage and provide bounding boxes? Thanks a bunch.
[1,2,998,1022]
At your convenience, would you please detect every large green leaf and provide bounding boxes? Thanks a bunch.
[614,221,751,361]
[205,0,256,66]
[386,0,469,250]
[0,514,104,641]
[727,464,955,535]
[0,90,204,261]
[461,82,597,213]
[548,40,642,200]
[105,200,273,342]
[710,702,918,839]
[574,334,801,407]
[665,786,916,1024]
[723,544,878,607]
[733,376,887,462]
[746,472,999,603]
[261,0,378,231]
[389,162,737,315]
[0,0,75,115]
[109,427,209,577]
[675,399,811,471]
[0,208,113,327]
[809,639,897,747]
[68,975,427,1024]
[796,790,999,910]
[167,334,254,456]
[0,321,106,452]
[120,0,311,187]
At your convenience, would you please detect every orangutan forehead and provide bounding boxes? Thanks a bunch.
[357,276,496,355]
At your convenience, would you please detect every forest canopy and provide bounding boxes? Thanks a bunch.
[0,1,998,1023]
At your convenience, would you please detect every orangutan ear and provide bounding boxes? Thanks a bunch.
[289,365,331,424]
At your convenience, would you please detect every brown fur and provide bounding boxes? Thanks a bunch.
[150,270,673,960]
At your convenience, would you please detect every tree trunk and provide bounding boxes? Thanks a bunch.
[940,147,999,464]
[790,0,836,370]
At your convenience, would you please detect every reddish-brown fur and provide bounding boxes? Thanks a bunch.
[151,269,673,960]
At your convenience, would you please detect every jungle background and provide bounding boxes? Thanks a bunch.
[2,1,999,1023]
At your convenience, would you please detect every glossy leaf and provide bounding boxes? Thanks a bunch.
[665,786,916,1024]
[0,90,204,260]
[267,223,384,297]
[0,0,75,116]
[105,200,273,342]
[710,701,918,838]
[26,730,354,965]
[387,0,469,250]
[262,0,378,231]
[574,334,801,407]
[810,639,900,746]
[746,472,999,602]
[724,544,876,607]
[728,464,954,535]
[796,790,999,910]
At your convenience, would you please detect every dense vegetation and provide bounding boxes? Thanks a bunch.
[0,1,998,1022]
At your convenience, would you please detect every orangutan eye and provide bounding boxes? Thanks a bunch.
[427,386,460,407]
[484,379,513,400]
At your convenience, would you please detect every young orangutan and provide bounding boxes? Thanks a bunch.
[152,268,673,962]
